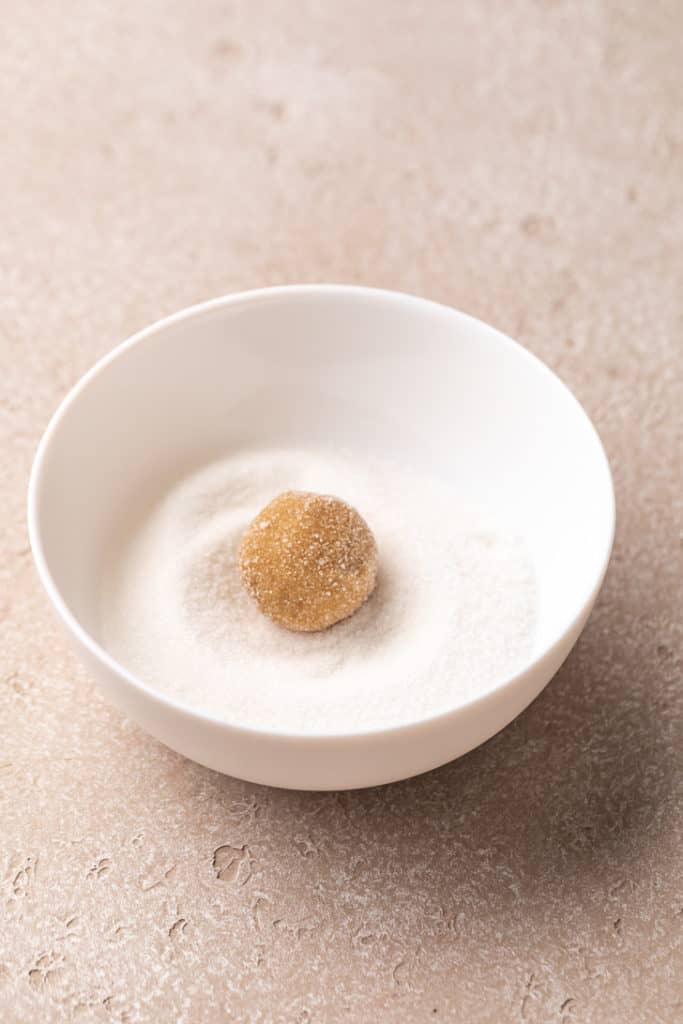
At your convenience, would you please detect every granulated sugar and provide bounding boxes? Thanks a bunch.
[100,449,537,734]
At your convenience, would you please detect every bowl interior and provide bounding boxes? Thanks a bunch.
[32,287,614,683]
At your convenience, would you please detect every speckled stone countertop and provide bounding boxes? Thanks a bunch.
[1,2,681,1021]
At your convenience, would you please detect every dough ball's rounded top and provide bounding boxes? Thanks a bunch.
[238,490,378,632]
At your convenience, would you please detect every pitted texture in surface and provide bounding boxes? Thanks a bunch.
[1,2,681,1021]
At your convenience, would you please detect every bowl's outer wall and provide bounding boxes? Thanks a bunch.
[71,593,593,790]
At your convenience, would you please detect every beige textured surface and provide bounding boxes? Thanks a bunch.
[2,2,682,1021]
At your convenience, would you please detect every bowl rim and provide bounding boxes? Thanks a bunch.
[27,283,616,743]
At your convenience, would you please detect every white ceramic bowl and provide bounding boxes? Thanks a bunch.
[28,286,614,790]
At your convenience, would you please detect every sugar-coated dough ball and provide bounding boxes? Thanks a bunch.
[238,490,378,632]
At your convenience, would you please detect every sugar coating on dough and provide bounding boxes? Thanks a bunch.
[238,490,378,632]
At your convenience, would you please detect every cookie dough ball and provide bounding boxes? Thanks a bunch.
[238,490,378,632]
